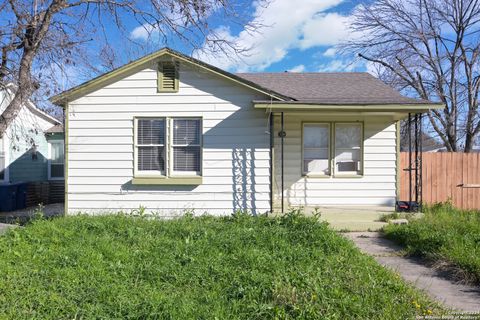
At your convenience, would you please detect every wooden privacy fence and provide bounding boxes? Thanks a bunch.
[399,152,480,210]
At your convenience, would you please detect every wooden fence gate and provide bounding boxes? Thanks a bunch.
[400,152,480,210]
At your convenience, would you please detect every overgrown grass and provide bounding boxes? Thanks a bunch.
[384,203,480,284]
[0,212,438,319]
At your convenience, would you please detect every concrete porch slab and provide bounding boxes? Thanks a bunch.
[274,206,393,231]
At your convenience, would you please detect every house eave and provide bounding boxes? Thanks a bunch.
[253,102,444,113]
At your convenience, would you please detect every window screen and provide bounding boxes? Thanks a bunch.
[137,119,166,173]
[303,124,330,175]
[0,138,4,180]
[172,119,201,172]
[334,123,362,174]
[50,142,64,179]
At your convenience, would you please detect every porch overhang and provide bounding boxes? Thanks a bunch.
[253,101,444,120]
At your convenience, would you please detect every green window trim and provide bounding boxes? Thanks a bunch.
[302,122,331,176]
[301,121,364,178]
[132,177,202,185]
[133,117,203,184]
[157,61,179,93]
[333,122,364,177]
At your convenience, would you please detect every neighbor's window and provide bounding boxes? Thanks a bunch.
[0,137,5,181]
[303,123,330,175]
[49,141,65,180]
[135,117,202,177]
[334,123,362,175]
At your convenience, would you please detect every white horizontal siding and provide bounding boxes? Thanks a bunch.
[69,176,269,185]
[274,114,397,207]
[67,63,270,215]
[69,184,270,193]
[68,150,271,161]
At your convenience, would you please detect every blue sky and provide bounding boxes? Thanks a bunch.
[39,0,369,92]
[121,0,366,74]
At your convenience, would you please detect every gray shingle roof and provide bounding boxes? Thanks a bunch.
[236,72,433,105]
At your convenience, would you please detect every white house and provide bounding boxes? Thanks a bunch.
[0,84,64,185]
[51,48,442,215]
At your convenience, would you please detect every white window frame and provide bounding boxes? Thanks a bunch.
[169,118,203,177]
[0,136,9,183]
[301,122,364,178]
[134,117,167,177]
[48,140,65,180]
[302,122,331,176]
[134,117,202,178]
[333,122,363,177]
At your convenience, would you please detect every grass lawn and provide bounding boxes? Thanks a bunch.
[384,203,480,284]
[0,212,438,319]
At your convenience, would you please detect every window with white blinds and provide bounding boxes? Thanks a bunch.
[135,117,202,177]
[172,119,201,174]
[0,137,5,181]
[136,119,166,174]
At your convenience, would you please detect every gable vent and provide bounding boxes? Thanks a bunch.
[158,61,179,92]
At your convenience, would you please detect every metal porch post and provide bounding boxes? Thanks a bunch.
[417,113,423,206]
[280,112,285,213]
[414,114,419,203]
[269,112,274,213]
[408,113,412,205]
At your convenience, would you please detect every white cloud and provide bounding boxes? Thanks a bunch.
[288,64,306,72]
[317,59,362,72]
[194,0,346,71]
[323,47,337,57]
[130,24,157,41]
[299,13,351,49]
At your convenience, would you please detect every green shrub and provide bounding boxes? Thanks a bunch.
[0,212,438,319]
[384,204,480,283]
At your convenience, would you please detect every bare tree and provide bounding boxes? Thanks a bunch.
[343,0,480,152]
[0,0,265,137]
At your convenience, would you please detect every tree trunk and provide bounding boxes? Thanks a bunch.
[0,50,35,137]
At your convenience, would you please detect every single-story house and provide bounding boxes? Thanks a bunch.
[1,84,65,184]
[51,48,442,215]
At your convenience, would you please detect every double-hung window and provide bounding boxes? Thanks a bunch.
[302,122,363,177]
[137,118,166,176]
[303,123,330,175]
[135,117,202,179]
[334,123,362,175]
[172,119,201,175]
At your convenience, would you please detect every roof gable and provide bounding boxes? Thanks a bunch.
[1,84,61,127]
[50,48,290,105]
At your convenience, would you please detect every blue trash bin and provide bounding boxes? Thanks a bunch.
[0,184,17,212]
[15,182,28,211]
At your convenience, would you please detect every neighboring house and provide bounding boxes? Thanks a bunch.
[0,84,65,185]
[51,48,442,215]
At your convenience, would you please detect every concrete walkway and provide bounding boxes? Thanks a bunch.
[0,203,64,224]
[0,223,17,235]
[344,232,480,313]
